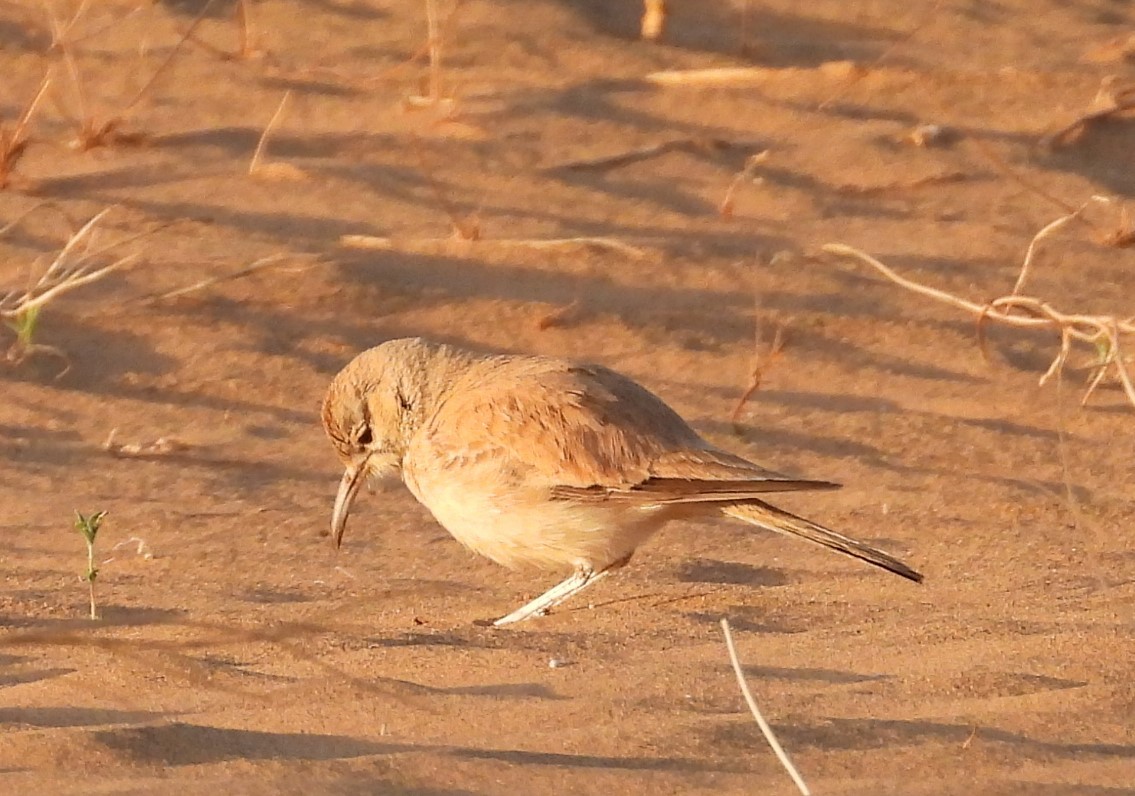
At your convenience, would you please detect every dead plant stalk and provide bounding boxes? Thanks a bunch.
[720,618,811,795]
[823,205,1135,409]
[1,208,140,376]
[249,90,292,175]
[57,0,217,150]
[0,70,53,188]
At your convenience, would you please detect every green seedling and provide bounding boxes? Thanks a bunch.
[4,274,70,377]
[73,510,106,620]
[4,304,41,349]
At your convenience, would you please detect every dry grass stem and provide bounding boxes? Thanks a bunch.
[1,209,138,316]
[0,201,75,238]
[720,619,811,796]
[339,234,648,259]
[235,0,260,59]
[1097,203,1135,248]
[103,428,190,457]
[962,725,978,750]
[649,5,938,88]
[2,208,142,376]
[535,299,582,331]
[822,227,1135,409]
[719,150,770,218]
[640,0,666,41]
[646,66,805,87]
[549,138,766,174]
[58,0,215,150]
[1010,197,1108,296]
[42,0,145,52]
[184,0,263,61]
[40,0,91,50]
[404,0,461,113]
[249,91,304,179]
[834,169,969,196]
[1044,77,1135,148]
[139,254,297,303]
[732,310,788,425]
[426,0,441,102]
[0,70,53,188]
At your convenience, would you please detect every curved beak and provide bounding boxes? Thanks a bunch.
[331,459,368,548]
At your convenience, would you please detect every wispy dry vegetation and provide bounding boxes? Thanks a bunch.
[0,70,52,189]
[1,208,142,376]
[825,199,1135,410]
[48,0,212,150]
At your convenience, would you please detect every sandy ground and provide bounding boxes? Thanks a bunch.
[2,1,1134,793]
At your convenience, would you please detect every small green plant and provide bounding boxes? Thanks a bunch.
[5,304,40,349]
[73,510,106,620]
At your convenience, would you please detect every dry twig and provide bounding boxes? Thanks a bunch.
[56,0,215,150]
[732,308,788,425]
[535,299,582,331]
[0,201,75,238]
[721,619,811,796]
[182,0,264,61]
[834,170,969,196]
[548,138,766,174]
[1009,198,1108,296]
[404,0,465,114]
[1,208,142,376]
[137,253,298,304]
[40,0,90,50]
[1097,202,1135,248]
[248,91,305,180]
[822,212,1135,409]
[1044,76,1135,148]
[339,234,648,259]
[103,428,189,457]
[0,70,53,189]
[719,150,770,219]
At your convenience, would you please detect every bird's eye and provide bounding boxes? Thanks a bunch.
[357,426,373,446]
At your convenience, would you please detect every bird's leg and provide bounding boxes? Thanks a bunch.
[493,566,596,626]
[493,557,630,627]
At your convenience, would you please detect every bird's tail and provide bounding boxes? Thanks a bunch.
[723,500,923,583]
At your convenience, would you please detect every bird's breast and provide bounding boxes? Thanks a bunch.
[403,461,669,572]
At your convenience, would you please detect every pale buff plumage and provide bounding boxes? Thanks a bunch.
[322,338,921,625]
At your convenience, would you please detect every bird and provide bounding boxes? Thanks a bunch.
[322,338,922,626]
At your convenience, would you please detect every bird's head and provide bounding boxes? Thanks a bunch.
[321,337,475,547]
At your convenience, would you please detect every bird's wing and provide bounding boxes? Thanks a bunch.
[412,359,837,499]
